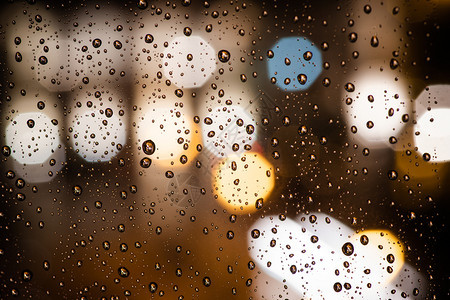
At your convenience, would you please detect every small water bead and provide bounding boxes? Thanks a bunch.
[344,82,355,92]
[22,270,33,282]
[203,277,211,287]
[175,89,183,97]
[92,38,102,48]
[14,37,21,45]
[137,0,148,9]
[251,229,260,239]
[341,242,354,256]
[298,74,307,85]
[310,235,319,243]
[387,253,395,263]
[360,234,369,245]
[205,24,213,32]
[142,140,155,155]
[303,51,312,61]
[363,4,372,14]
[27,119,35,128]
[267,50,274,58]
[255,198,264,209]
[334,282,343,292]
[145,34,154,43]
[370,36,379,47]
[423,153,431,162]
[118,266,130,278]
[73,185,82,196]
[35,101,45,111]
[246,124,255,134]
[165,171,174,178]
[218,50,231,63]
[366,121,374,129]
[290,265,297,274]
[390,58,399,69]
[149,282,158,293]
[105,108,113,118]
[140,157,152,168]
[388,170,398,180]
[113,40,122,49]
[348,32,358,42]
[15,52,23,62]
[2,146,11,156]
[183,27,192,36]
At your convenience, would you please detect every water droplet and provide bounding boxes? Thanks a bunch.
[255,198,264,209]
[342,242,354,256]
[251,229,260,239]
[349,32,358,42]
[149,282,158,293]
[113,40,122,49]
[165,171,174,178]
[105,108,113,118]
[73,185,82,196]
[142,140,155,155]
[334,282,343,292]
[297,73,307,85]
[14,37,21,45]
[345,82,355,92]
[137,0,148,9]
[15,52,22,62]
[183,27,192,36]
[388,170,398,180]
[303,51,312,61]
[364,4,372,14]
[22,270,33,282]
[267,50,274,58]
[27,119,35,128]
[118,266,129,278]
[175,89,184,97]
[145,34,154,43]
[370,36,379,47]
[92,38,102,48]
[360,235,369,245]
[203,277,211,287]
[218,50,231,63]
[387,253,395,263]
[390,58,399,69]
[140,157,152,168]
[423,153,431,161]
[290,265,297,274]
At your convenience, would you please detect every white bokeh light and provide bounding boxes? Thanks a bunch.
[249,214,426,299]
[343,70,410,147]
[414,108,450,162]
[202,105,256,158]
[163,36,216,88]
[5,112,60,164]
[69,105,126,162]
[413,85,450,162]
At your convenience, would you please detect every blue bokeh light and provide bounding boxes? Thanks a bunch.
[267,37,322,91]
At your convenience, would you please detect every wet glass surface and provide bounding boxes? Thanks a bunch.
[0,0,449,299]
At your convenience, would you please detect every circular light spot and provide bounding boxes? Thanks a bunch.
[267,37,322,91]
[214,152,274,213]
[163,36,216,88]
[5,112,60,164]
[70,106,126,162]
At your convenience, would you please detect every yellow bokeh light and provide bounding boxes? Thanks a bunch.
[213,152,275,214]
[351,230,405,284]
